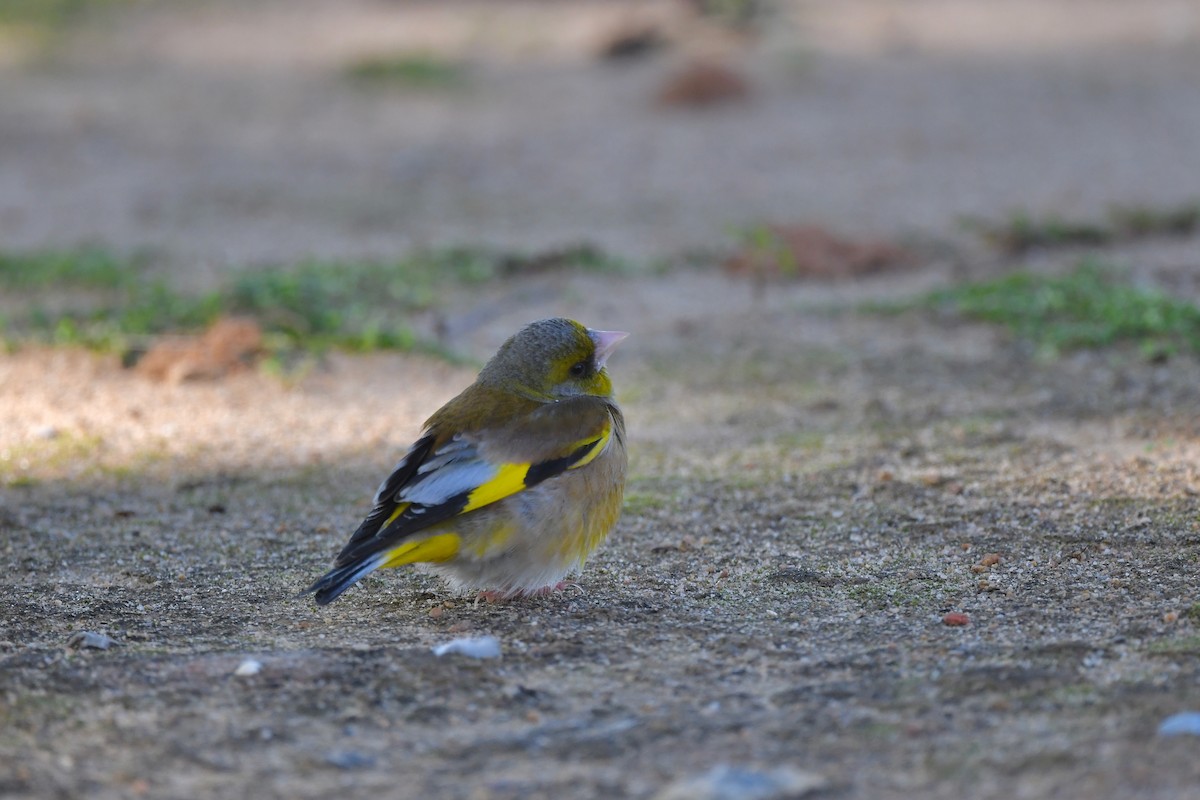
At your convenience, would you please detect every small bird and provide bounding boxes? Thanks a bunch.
[304,318,628,605]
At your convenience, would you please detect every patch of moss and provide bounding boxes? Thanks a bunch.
[0,433,105,484]
[1,244,638,358]
[0,248,137,289]
[344,54,467,89]
[1146,636,1200,656]
[963,201,1200,255]
[0,0,142,30]
[921,261,1200,358]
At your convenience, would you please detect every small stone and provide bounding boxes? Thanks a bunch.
[942,612,970,627]
[656,60,750,109]
[432,636,501,659]
[325,750,377,770]
[653,764,827,800]
[1158,712,1200,737]
[980,553,1001,567]
[233,658,263,676]
[919,471,945,487]
[66,631,115,650]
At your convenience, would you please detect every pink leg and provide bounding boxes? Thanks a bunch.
[474,582,582,604]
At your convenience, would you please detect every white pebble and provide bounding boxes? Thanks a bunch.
[432,635,501,659]
[66,631,115,650]
[654,764,827,800]
[233,658,263,676]
[1158,711,1200,736]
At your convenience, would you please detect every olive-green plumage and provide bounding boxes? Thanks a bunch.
[304,318,628,605]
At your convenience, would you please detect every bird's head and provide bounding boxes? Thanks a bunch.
[480,318,627,401]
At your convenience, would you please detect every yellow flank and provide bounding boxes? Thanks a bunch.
[462,462,529,512]
[381,533,461,568]
[467,521,517,558]
[383,502,411,528]
[567,423,611,471]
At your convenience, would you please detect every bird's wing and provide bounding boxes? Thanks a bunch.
[333,397,619,568]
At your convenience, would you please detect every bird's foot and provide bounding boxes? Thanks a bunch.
[474,582,583,605]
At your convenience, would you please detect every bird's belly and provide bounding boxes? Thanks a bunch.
[423,460,625,595]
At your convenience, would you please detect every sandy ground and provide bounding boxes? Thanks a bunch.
[3,2,1200,799]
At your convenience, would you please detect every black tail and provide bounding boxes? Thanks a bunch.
[301,555,384,606]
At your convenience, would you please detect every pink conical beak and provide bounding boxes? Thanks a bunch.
[590,329,629,368]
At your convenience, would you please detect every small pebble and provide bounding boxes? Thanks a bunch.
[325,751,377,770]
[66,631,115,650]
[432,635,501,659]
[942,612,970,627]
[233,658,262,676]
[1158,712,1200,737]
[653,764,827,800]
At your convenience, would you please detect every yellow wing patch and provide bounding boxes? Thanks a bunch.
[381,533,461,568]
[462,462,530,513]
[383,502,412,529]
[567,423,611,471]
[456,418,612,515]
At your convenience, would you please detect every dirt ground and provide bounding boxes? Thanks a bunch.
[3,2,1200,799]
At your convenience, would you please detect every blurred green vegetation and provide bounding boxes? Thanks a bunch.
[0,248,133,289]
[733,224,799,278]
[0,244,633,357]
[0,0,143,29]
[922,261,1200,358]
[344,54,467,90]
[963,201,1200,255]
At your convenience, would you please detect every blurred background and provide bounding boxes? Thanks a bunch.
[2,0,1200,365]
[3,0,1199,264]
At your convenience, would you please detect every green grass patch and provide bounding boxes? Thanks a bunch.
[0,243,636,358]
[0,0,144,30]
[920,262,1200,358]
[964,212,1111,254]
[1147,635,1200,657]
[963,201,1200,255]
[0,432,105,485]
[1109,203,1200,238]
[345,54,467,89]
[622,490,673,515]
[0,248,135,290]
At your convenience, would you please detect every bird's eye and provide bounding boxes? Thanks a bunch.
[568,360,588,378]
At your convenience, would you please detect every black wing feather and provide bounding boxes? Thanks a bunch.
[334,433,436,563]
[333,489,472,568]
